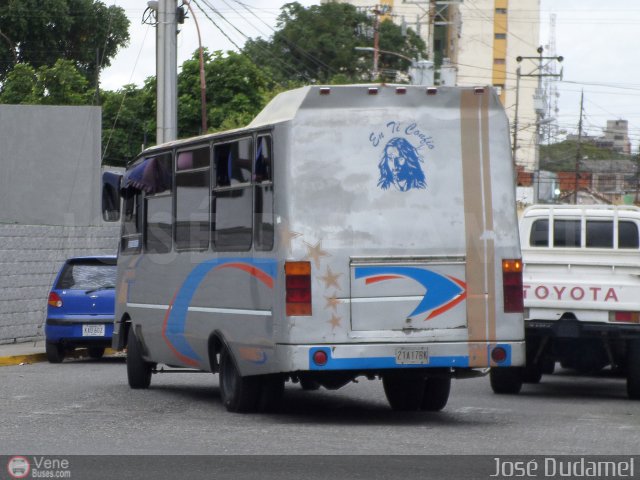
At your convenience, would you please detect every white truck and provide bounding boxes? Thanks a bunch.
[490,204,640,399]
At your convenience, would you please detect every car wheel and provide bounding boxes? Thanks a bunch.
[490,367,523,394]
[626,339,640,400]
[127,329,153,389]
[218,347,261,413]
[421,377,451,412]
[88,347,105,359]
[382,373,424,411]
[45,342,65,364]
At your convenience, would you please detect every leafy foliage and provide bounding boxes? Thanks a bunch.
[242,2,426,85]
[0,0,129,84]
[540,140,632,172]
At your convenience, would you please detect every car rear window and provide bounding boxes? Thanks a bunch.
[55,259,117,291]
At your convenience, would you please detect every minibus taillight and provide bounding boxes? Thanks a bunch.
[502,259,523,313]
[48,292,63,308]
[285,261,312,316]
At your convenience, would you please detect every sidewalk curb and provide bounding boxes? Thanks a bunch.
[0,348,119,367]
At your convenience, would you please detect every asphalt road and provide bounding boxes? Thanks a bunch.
[1,357,638,459]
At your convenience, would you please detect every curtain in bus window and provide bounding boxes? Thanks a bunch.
[122,155,172,194]
[214,139,252,187]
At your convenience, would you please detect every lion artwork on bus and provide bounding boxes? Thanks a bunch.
[377,137,426,191]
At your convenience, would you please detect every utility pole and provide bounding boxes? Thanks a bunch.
[513,48,563,180]
[156,0,178,144]
[574,91,584,204]
[512,65,521,165]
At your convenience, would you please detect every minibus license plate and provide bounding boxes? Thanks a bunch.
[82,324,105,337]
[395,347,429,365]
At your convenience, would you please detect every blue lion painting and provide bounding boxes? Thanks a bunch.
[377,137,426,191]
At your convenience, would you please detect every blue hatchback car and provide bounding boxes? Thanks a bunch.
[45,256,117,363]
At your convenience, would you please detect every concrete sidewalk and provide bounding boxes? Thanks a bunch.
[0,340,118,366]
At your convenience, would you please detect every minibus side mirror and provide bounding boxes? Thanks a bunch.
[102,171,122,222]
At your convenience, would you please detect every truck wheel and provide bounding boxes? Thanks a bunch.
[382,373,424,411]
[88,347,105,359]
[626,340,640,400]
[219,347,261,413]
[127,329,153,389]
[45,342,65,364]
[258,374,285,413]
[421,377,451,412]
[490,367,523,394]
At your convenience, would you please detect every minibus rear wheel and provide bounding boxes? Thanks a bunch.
[219,347,261,413]
[382,372,424,411]
[421,377,451,411]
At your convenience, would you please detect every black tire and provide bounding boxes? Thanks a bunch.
[382,373,424,411]
[219,347,261,413]
[45,341,65,364]
[88,346,105,359]
[127,329,153,389]
[626,340,640,400]
[490,367,523,394]
[258,374,285,413]
[421,377,451,412]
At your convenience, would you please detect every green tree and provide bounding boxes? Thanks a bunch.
[101,80,155,167]
[0,60,90,105]
[540,140,630,172]
[0,63,37,104]
[0,0,129,84]
[178,50,271,137]
[242,2,426,85]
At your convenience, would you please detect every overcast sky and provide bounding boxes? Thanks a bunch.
[101,1,640,147]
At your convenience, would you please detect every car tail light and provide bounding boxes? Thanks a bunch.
[491,346,507,364]
[285,261,312,316]
[502,259,523,313]
[610,311,640,323]
[48,292,63,308]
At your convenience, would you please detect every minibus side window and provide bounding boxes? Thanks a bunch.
[553,219,580,247]
[586,220,613,248]
[175,147,210,251]
[619,221,639,249]
[254,135,274,251]
[212,139,253,251]
[120,190,142,254]
[144,153,174,254]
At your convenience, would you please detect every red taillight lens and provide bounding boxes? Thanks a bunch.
[502,259,523,313]
[491,346,507,363]
[313,350,328,366]
[285,261,312,316]
[48,292,63,308]
[612,311,640,323]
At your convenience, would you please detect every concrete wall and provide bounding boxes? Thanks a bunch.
[0,105,120,343]
[0,105,103,226]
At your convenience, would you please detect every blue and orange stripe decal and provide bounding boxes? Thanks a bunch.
[162,258,277,366]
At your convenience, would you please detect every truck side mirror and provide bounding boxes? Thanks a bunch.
[102,171,122,222]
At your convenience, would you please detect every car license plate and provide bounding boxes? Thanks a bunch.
[82,324,105,337]
[395,347,429,365]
